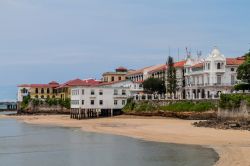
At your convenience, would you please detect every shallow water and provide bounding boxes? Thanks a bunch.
[0,113,218,166]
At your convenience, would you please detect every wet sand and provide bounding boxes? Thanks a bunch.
[2,114,250,166]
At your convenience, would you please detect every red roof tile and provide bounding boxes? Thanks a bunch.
[18,81,60,88]
[57,79,102,88]
[174,60,186,68]
[192,63,204,68]
[226,58,245,65]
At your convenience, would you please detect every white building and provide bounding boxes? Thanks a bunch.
[70,80,133,118]
[184,47,245,99]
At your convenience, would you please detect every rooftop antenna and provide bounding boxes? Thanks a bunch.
[177,48,180,61]
[197,50,202,58]
[185,47,191,59]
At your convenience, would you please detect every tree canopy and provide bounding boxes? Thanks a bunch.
[237,52,250,84]
[166,56,177,98]
[142,77,166,94]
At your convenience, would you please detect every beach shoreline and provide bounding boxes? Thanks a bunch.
[1,114,250,166]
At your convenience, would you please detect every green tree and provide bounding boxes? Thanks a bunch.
[235,52,250,92]
[142,77,166,94]
[237,52,250,84]
[166,56,177,98]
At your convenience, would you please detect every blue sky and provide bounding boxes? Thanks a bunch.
[0,0,249,100]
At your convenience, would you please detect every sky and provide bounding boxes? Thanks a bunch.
[0,0,249,100]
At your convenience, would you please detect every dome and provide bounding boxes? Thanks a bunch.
[206,47,225,61]
[211,47,221,57]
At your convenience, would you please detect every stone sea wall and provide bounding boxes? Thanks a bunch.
[18,102,70,114]
[218,101,250,119]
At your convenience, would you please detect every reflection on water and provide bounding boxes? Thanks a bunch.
[0,116,218,166]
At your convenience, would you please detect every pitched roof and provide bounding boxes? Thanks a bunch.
[174,60,186,68]
[18,81,60,88]
[192,63,204,68]
[226,57,245,65]
[57,79,101,88]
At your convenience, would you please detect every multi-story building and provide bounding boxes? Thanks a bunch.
[102,67,129,82]
[125,61,186,98]
[56,78,101,100]
[70,80,131,117]
[184,47,245,99]
[17,81,60,101]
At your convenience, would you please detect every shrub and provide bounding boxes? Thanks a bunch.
[160,101,215,112]
[219,94,250,109]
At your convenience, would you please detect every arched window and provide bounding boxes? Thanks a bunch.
[41,88,44,94]
[47,88,50,94]
[41,95,44,99]
[35,88,38,94]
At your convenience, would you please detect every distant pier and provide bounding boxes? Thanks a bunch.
[0,102,17,111]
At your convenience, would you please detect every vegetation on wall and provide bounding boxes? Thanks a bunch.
[21,97,71,110]
[160,101,216,112]
[219,94,250,109]
[123,99,216,113]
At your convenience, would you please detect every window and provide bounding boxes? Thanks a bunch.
[47,95,50,99]
[99,100,103,105]
[217,75,222,85]
[91,89,95,95]
[52,95,55,98]
[82,100,84,105]
[114,89,118,95]
[111,76,114,82]
[35,88,38,94]
[118,76,122,80]
[207,63,210,70]
[82,89,84,95]
[91,100,95,105]
[41,88,44,94]
[99,90,103,95]
[231,75,235,85]
[231,68,235,72]
[122,90,126,95]
[71,100,79,105]
[122,100,126,105]
[47,88,50,94]
[114,100,118,105]
[41,95,44,99]
[35,95,38,98]
[217,63,221,69]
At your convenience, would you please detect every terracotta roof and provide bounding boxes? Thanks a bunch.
[116,66,128,71]
[18,81,60,88]
[148,64,166,74]
[174,60,186,68]
[226,58,245,65]
[126,66,153,76]
[57,79,102,88]
[192,63,204,68]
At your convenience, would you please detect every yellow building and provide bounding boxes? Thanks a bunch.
[102,67,129,82]
[18,81,60,101]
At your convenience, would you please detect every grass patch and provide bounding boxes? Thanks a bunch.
[160,101,216,112]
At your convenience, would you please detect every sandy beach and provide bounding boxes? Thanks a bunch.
[2,114,250,166]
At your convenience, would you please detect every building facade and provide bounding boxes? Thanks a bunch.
[70,81,131,117]
[102,67,129,82]
[17,81,59,102]
[184,47,245,99]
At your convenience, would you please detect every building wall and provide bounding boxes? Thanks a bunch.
[70,86,130,109]
[103,74,126,82]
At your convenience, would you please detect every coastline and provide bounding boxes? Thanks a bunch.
[1,114,250,166]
